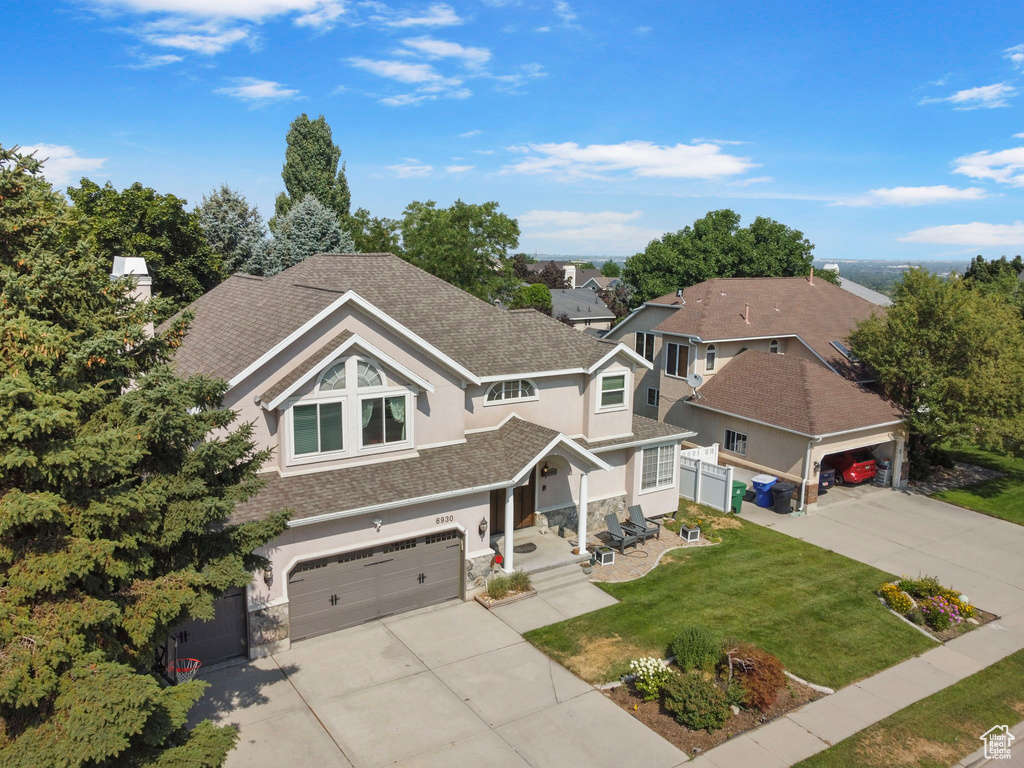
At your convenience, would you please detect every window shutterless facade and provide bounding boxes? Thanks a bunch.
[635,332,655,362]
[292,401,345,455]
[724,428,748,456]
[665,342,689,378]
[769,339,780,354]
[360,394,408,448]
[647,387,659,407]
[640,444,675,491]
[599,373,627,409]
[705,344,717,372]
[485,379,537,403]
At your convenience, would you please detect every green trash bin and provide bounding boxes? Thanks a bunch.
[730,480,747,514]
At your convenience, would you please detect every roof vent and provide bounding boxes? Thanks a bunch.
[744,303,750,324]
[808,266,815,285]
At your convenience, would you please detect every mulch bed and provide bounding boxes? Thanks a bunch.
[604,677,824,758]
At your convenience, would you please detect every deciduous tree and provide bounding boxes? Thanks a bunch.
[509,282,552,314]
[67,179,224,305]
[600,260,621,277]
[272,113,351,230]
[0,146,289,766]
[349,207,401,255]
[528,261,570,289]
[196,184,267,274]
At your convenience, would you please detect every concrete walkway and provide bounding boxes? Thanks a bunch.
[687,490,1024,768]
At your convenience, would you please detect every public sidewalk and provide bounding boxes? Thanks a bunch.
[954,720,1024,766]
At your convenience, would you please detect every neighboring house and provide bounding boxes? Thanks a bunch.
[579,275,621,292]
[160,253,690,663]
[526,260,604,288]
[605,274,907,511]
[551,287,616,331]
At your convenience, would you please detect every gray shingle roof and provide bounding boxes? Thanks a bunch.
[259,330,354,403]
[691,350,903,436]
[583,415,694,451]
[550,288,615,321]
[165,254,625,382]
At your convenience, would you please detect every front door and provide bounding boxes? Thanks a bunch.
[489,466,537,533]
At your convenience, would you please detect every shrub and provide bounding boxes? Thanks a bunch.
[662,672,730,732]
[920,595,963,631]
[726,643,787,713]
[941,589,974,618]
[629,657,673,701]
[880,583,914,615]
[487,574,511,600]
[669,625,722,673]
[508,570,532,593]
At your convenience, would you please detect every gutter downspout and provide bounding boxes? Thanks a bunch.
[798,438,817,512]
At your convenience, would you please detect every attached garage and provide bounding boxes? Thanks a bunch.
[288,529,463,643]
[166,588,248,677]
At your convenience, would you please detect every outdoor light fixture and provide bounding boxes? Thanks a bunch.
[478,517,488,539]
[541,462,550,478]
[263,566,274,587]
[372,518,383,532]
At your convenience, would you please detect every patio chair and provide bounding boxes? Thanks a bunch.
[624,504,660,541]
[604,514,641,554]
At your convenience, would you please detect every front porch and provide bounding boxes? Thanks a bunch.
[490,525,591,574]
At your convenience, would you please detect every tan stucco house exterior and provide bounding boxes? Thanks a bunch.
[163,253,690,665]
[605,273,907,511]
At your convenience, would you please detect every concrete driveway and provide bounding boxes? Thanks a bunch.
[740,488,1024,615]
[190,599,688,768]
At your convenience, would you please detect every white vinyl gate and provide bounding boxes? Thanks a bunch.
[679,452,735,513]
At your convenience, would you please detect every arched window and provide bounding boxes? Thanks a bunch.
[357,360,383,388]
[485,379,537,403]
[705,344,717,372]
[319,361,347,391]
[769,339,780,354]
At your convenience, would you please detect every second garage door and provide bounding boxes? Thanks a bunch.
[288,530,462,643]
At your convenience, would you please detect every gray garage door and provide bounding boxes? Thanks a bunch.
[288,530,462,643]
[168,588,248,675]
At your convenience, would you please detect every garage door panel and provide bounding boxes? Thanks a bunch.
[170,589,247,669]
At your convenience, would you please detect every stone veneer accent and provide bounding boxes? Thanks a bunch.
[466,552,498,588]
[535,494,627,538]
[249,603,289,656]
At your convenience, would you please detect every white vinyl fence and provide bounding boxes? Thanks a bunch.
[679,451,735,513]
[680,443,719,464]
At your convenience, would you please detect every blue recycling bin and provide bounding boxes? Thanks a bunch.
[751,474,778,508]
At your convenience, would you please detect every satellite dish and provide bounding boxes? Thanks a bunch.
[686,373,704,389]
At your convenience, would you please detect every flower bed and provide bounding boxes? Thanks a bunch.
[878,576,997,641]
[604,625,824,756]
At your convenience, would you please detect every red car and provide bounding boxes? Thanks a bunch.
[826,450,878,485]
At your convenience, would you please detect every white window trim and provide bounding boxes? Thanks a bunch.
[286,395,349,466]
[638,443,676,494]
[356,390,414,454]
[482,379,539,407]
[665,341,690,380]
[647,387,659,408]
[724,428,748,456]
[597,370,629,412]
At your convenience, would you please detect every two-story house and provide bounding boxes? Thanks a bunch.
[606,273,906,513]
[160,253,690,667]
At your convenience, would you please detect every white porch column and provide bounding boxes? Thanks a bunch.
[504,486,515,573]
[577,472,589,554]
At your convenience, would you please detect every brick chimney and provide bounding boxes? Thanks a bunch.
[808,266,815,285]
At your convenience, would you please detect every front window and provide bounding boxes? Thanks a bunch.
[293,401,344,455]
[666,342,689,377]
[641,444,675,491]
[705,344,717,372]
[486,379,536,403]
[635,332,655,362]
[725,429,748,456]
[600,373,626,409]
[361,395,408,447]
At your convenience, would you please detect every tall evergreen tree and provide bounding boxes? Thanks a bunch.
[0,146,289,766]
[196,184,267,274]
[271,113,351,231]
[67,179,224,305]
[247,195,355,276]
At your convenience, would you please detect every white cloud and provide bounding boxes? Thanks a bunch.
[503,140,757,180]
[900,221,1024,247]
[473,149,495,154]
[214,77,301,101]
[920,82,1017,110]
[459,129,481,137]
[1014,132,1024,139]
[400,36,490,67]
[377,3,463,27]
[445,164,473,173]
[490,62,546,90]
[691,137,750,146]
[954,145,1024,186]
[731,176,773,186]
[127,51,184,67]
[347,56,469,104]
[294,1,347,28]
[833,185,991,207]
[535,26,551,32]
[634,25,651,34]
[1005,43,1024,70]
[519,209,660,251]
[94,0,345,22]
[18,144,107,186]
[552,0,579,28]
[389,160,433,177]
[136,18,252,54]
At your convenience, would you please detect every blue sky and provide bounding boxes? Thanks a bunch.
[9,0,1024,259]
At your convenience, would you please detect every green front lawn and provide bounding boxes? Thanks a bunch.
[794,649,1024,768]
[525,505,936,690]
[933,447,1024,527]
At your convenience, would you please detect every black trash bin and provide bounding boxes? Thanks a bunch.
[772,482,797,514]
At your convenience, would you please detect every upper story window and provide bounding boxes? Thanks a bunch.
[358,360,383,387]
[485,379,537,404]
[635,332,655,362]
[293,402,344,456]
[361,395,406,446]
[769,339,780,354]
[319,361,347,391]
[705,344,717,372]
[666,342,689,378]
[599,372,627,410]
